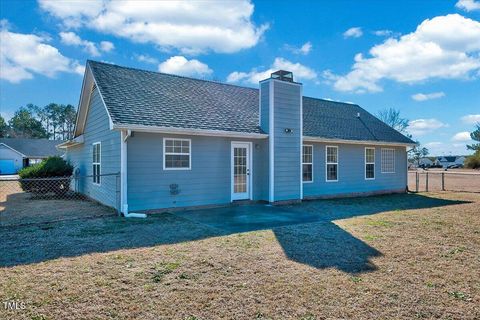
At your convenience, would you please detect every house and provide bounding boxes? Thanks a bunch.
[59,61,415,215]
[0,138,64,174]
[436,156,466,168]
[418,157,434,168]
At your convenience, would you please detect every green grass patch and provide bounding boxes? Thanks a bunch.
[365,220,394,228]
[151,262,181,283]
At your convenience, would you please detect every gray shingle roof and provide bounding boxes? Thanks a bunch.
[88,61,414,144]
[0,138,64,158]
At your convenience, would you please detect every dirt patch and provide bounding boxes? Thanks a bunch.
[0,192,479,319]
[0,180,115,227]
[408,169,480,193]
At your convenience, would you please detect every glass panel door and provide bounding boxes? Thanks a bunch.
[231,142,250,200]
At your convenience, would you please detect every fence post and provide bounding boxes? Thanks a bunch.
[426,172,429,192]
[442,172,445,191]
[416,172,419,192]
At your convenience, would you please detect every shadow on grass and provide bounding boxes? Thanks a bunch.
[0,192,469,272]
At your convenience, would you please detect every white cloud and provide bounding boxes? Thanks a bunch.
[59,31,113,56]
[100,41,114,52]
[424,141,472,156]
[285,41,312,55]
[227,57,317,84]
[411,91,446,101]
[0,22,80,83]
[343,27,363,38]
[373,30,393,37]
[330,14,480,93]
[60,31,99,56]
[39,0,268,54]
[408,118,448,136]
[135,54,158,64]
[158,56,212,77]
[456,0,480,12]
[461,114,480,124]
[451,131,472,142]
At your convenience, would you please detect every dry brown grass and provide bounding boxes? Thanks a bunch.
[0,191,479,319]
[408,169,480,193]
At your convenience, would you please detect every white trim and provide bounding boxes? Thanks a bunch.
[365,147,375,180]
[92,141,101,186]
[259,78,302,87]
[57,135,84,149]
[230,141,253,201]
[325,145,338,182]
[113,124,268,139]
[302,144,313,183]
[258,82,262,127]
[163,138,191,170]
[120,131,128,213]
[0,143,27,157]
[303,136,414,147]
[381,148,396,173]
[299,85,304,199]
[268,80,275,203]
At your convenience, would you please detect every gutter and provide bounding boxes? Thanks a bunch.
[120,129,146,218]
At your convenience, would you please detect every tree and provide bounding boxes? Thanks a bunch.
[467,123,480,151]
[60,104,76,140]
[377,108,410,135]
[0,115,8,137]
[408,142,429,166]
[8,107,49,138]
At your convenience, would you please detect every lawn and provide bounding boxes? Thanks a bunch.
[0,191,479,319]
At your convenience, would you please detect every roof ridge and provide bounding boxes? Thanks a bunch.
[87,60,260,92]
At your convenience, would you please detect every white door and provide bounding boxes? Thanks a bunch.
[231,142,252,201]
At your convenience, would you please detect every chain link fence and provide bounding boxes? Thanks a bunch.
[408,170,480,193]
[0,173,120,227]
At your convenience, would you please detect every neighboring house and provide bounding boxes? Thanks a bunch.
[436,156,466,168]
[0,138,64,174]
[59,61,415,214]
[419,157,434,167]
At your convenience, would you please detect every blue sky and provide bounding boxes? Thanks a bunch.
[1,0,479,155]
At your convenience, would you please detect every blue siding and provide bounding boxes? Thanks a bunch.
[303,143,407,197]
[272,81,302,201]
[66,88,121,209]
[127,133,268,211]
[259,81,270,133]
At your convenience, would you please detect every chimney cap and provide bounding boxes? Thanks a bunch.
[271,70,294,82]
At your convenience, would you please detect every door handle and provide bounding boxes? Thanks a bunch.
[247,168,250,176]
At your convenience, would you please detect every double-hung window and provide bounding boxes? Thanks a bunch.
[302,145,313,182]
[381,148,395,173]
[365,147,375,180]
[326,146,338,182]
[92,142,101,185]
[164,138,191,170]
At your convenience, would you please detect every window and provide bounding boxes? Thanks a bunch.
[302,145,313,182]
[29,158,43,165]
[164,138,191,170]
[381,148,395,173]
[92,142,101,185]
[326,146,338,182]
[365,147,375,180]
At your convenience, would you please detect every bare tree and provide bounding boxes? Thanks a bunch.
[377,108,409,134]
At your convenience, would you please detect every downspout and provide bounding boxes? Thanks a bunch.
[121,130,146,218]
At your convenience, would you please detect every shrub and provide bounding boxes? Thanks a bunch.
[19,156,73,195]
[465,151,480,169]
